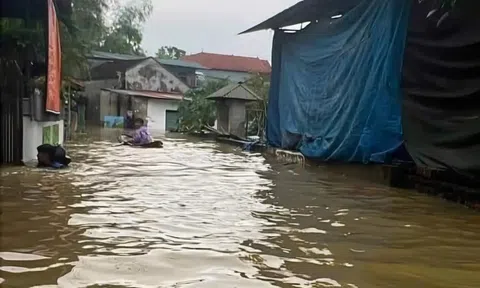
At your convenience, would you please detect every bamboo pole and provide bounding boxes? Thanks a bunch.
[68,83,71,140]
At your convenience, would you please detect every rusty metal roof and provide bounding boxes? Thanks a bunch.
[102,88,191,101]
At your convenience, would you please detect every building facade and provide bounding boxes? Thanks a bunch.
[83,57,191,128]
[99,89,185,134]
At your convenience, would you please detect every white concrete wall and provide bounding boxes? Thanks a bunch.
[146,99,180,136]
[22,117,64,163]
[126,58,190,94]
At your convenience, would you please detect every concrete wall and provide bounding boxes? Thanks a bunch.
[162,65,197,88]
[216,100,229,134]
[22,117,64,163]
[146,98,180,135]
[99,90,119,123]
[83,79,119,125]
[133,97,148,121]
[125,58,190,94]
[227,99,247,138]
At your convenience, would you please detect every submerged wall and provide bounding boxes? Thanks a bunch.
[23,117,64,163]
[228,99,247,138]
[401,0,480,178]
[146,98,180,135]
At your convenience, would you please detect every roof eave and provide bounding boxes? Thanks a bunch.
[239,0,311,35]
[239,0,361,35]
[207,96,258,101]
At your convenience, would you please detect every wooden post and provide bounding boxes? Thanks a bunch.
[245,109,249,139]
[67,82,71,140]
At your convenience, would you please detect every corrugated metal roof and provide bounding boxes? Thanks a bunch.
[206,83,261,101]
[90,51,145,60]
[89,51,207,70]
[90,59,147,80]
[182,52,271,74]
[102,88,190,101]
[239,0,361,34]
[157,59,207,70]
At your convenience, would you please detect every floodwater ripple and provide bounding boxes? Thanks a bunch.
[1,136,480,288]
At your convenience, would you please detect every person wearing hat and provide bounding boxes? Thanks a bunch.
[36,144,71,168]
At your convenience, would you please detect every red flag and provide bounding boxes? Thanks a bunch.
[46,0,62,114]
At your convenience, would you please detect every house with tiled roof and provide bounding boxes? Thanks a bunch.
[182,52,271,83]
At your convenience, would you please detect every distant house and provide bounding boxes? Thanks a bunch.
[154,58,206,88]
[88,51,206,88]
[99,88,187,133]
[182,52,271,83]
[206,82,261,138]
[83,56,191,132]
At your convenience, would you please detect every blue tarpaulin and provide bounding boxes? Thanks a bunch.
[267,0,411,163]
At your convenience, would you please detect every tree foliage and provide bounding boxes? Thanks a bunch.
[99,0,153,56]
[178,80,229,132]
[1,0,152,80]
[155,46,186,60]
[245,73,270,138]
[60,0,112,78]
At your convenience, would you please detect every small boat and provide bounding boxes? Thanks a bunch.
[118,135,163,148]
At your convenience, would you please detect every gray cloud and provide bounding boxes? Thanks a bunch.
[142,0,300,61]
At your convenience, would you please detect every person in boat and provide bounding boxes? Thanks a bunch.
[37,144,71,169]
[129,118,153,145]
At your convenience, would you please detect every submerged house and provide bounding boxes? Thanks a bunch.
[206,82,260,138]
[83,57,191,132]
[99,88,186,133]
[241,0,480,179]
[1,0,69,164]
[182,52,271,83]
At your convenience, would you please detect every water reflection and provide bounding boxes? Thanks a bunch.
[1,134,480,287]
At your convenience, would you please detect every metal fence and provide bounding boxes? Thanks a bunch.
[0,59,24,165]
[0,92,23,165]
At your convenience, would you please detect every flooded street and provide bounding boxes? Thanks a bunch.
[1,134,480,288]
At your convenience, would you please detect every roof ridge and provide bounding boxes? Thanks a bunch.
[187,52,269,61]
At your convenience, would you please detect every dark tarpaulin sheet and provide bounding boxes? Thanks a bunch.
[267,0,410,163]
[402,0,480,178]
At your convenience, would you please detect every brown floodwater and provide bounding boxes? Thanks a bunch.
[1,133,480,288]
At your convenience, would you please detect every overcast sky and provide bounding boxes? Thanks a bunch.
[142,0,300,61]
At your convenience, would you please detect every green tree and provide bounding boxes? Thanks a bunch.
[99,0,153,56]
[245,73,270,138]
[59,0,152,78]
[178,80,229,132]
[155,46,186,60]
[1,0,152,83]
[59,0,113,78]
